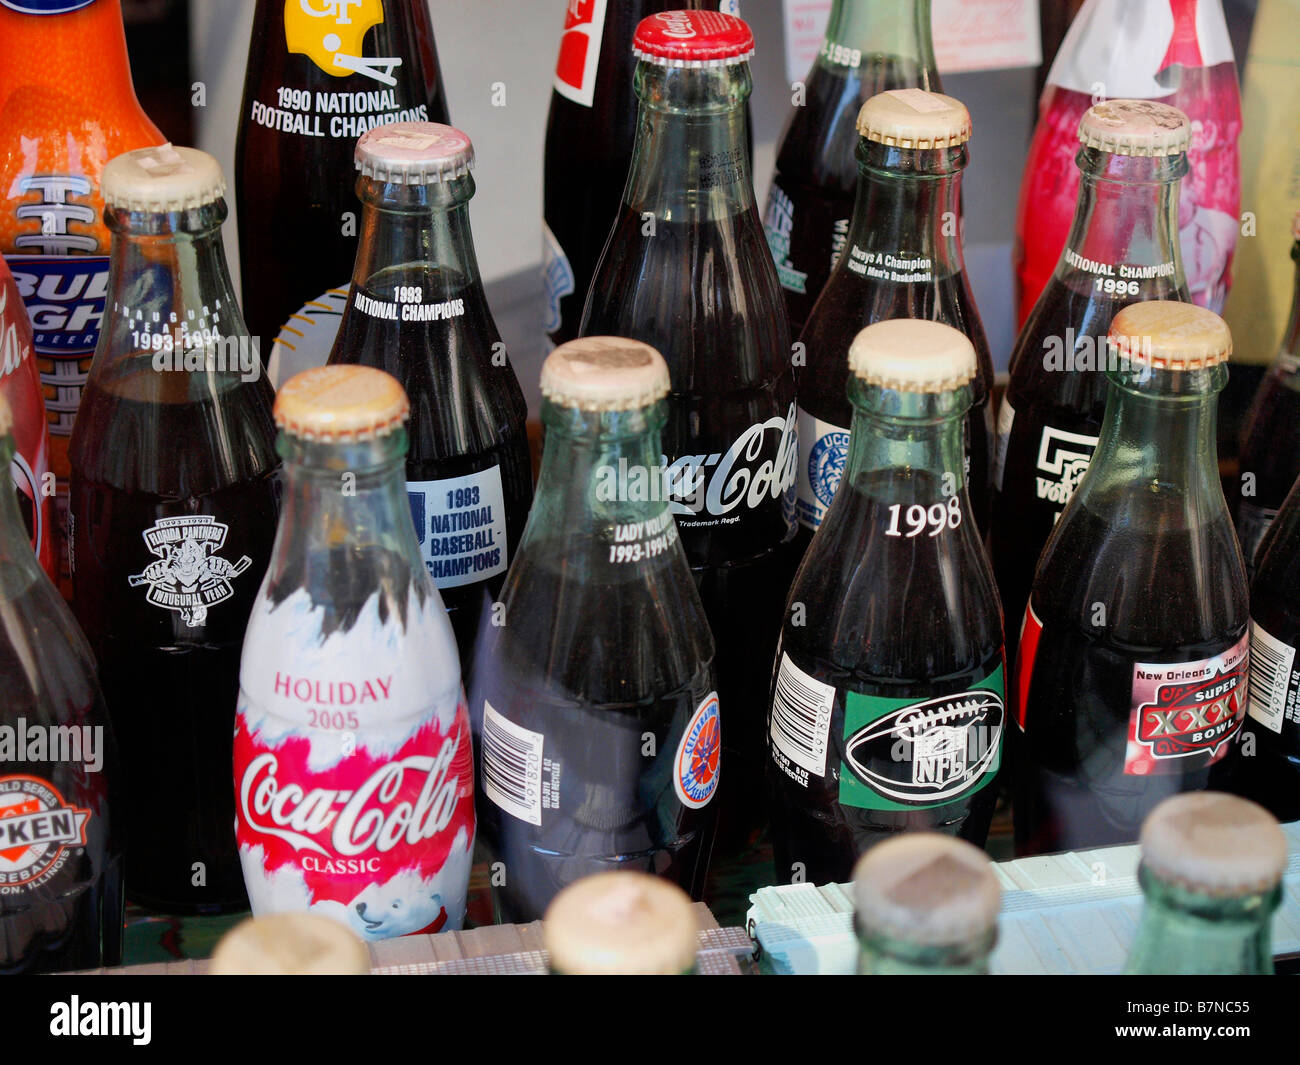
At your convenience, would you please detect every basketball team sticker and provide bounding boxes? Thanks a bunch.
[674,692,720,809]
[0,775,90,889]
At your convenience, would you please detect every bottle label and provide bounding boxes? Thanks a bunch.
[284,0,401,85]
[236,586,475,938]
[407,467,508,590]
[128,515,252,628]
[992,397,1014,491]
[838,666,1004,811]
[794,405,849,532]
[0,0,94,14]
[604,507,679,566]
[1014,601,1044,730]
[667,403,798,527]
[1124,634,1249,776]
[480,700,545,826]
[673,692,721,809]
[1061,248,1178,298]
[769,652,834,785]
[1236,501,1279,571]
[553,0,608,108]
[1032,424,1099,517]
[845,246,934,284]
[0,775,90,889]
[267,283,351,387]
[541,223,575,337]
[762,182,809,295]
[1246,620,1298,736]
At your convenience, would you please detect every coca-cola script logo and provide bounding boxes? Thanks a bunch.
[665,403,797,522]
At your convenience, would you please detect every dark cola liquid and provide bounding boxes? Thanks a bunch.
[71,390,279,913]
[471,551,717,923]
[766,55,938,337]
[328,268,532,672]
[770,471,1002,886]
[1233,369,1300,579]
[234,0,448,359]
[1015,500,1248,855]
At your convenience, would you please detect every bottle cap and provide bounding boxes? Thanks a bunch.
[632,10,755,67]
[1107,301,1232,370]
[355,121,475,184]
[209,912,370,975]
[543,872,697,975]
[0,392,11,439]
[1140,792,1286,898]
[852,834,1001,947]
[856,89,972,149]
[540,336,671,412]
[1077,99,1191,157]
[848,319,977,392]
[275,365,410,442]
[101,143,227,212]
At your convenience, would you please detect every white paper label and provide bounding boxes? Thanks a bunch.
[481,701,544,826]
[1247,620,1296,736]
[408,466,508,590]
[770,652,835,784]
[795,405,850,532]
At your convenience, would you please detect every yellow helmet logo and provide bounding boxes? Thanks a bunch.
[284,0,402,85]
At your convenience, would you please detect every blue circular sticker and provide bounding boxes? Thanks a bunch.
[809,430,851,508]
[674,693,720,809]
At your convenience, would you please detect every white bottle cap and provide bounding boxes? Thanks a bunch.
[102,143,227,213]
[1140,792,1286,897]
[355,122,475,185]
[540,336,671,412]
[1077,99,1191,157]
[848,318,977,392]
[275,365,410,442]
[856,89,972,149]
[209,912,370,975]
[1108,301,1232,370]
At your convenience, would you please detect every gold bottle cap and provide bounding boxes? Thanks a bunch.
[356,121,475,184]
[848,318,977,391]
[1140,793,1286,897]
[540,336,671,412]
[102,143,227,212]
[209,912,370,975]
[543,872,698,975]
[856,89,972,149]
[1107,301,1232,369]
[852,834,1001,947]
[0,391,11,438]
[1077,99,1191,157]
[275,365,410,441]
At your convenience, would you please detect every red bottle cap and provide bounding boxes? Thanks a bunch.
[632,10,755,68]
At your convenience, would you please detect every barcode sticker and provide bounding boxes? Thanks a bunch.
[481,701,544,825]
[1247,621,1296,735]
[770,652,835,780]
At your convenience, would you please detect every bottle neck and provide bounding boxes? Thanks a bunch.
[623,61,754,219]
[857,922,994,975]
[1054,150,1189,300]
[1127,868,1277,975]
[846,141,966,281]
[0,436,39,599]
[821,0,938,82]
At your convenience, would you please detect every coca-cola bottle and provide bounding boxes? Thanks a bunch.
[235,365,475,940]
[471,337,719,923]
[70,145,279,912]
[992,100,1192,654]
[762,0,940,339]
[580,11,797,852]
[770,320,1004,887]
[234,0,449,385]
[794,89,991,542]
[327,122,532,672]
[1014,302,1249,856]
[0,390,122,973]
[1232,213,1300,579]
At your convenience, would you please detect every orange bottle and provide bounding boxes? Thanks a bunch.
[0,0,163,592]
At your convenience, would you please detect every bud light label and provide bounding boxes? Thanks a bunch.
[553,0,608,108]
[674,692,720,809]
[0,0,94,13]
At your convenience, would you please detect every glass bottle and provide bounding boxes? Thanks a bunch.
[69,145,279,913]
[1126,792,1283,975]
[993,100,1192,656]
[471,337,718,924]
[762,0,940,338]
[771,319,1004,887]
[854,834,1000,975]
[1014,302,1249,856]
[795,89,991,541]
[327,121,532,675]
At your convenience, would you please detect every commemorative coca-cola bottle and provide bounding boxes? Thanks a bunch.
[1232,213,1300,579]
[70,145,279,912]
[770,320,1004,886]
[794,89,991,542]
[327,122,532,672]
[235,365,474,939]
[235,0,449,384]
[0,390,122,973]
[471,338,718,922]
[762,0,940,339]
[0,258,54,580]
[992,100,1191,655]
[1014,302,1249,855]
[581,11,797,852]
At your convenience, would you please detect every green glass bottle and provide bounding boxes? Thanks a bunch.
[853,833,1001,975]
[1126,792,1285,975]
